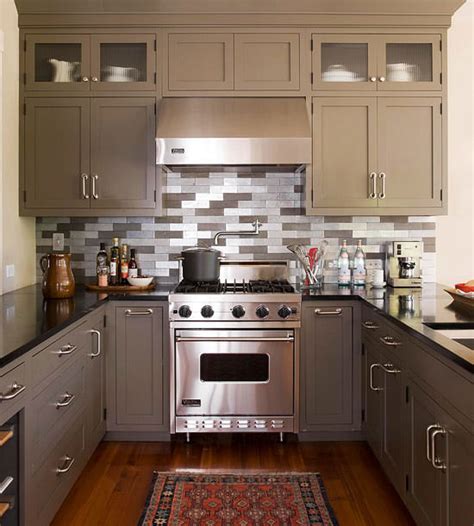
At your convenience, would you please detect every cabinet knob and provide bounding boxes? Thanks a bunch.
[379,76,386,82]
[91,76,99,82]
[370,76,377,82]
[81,76,89,82]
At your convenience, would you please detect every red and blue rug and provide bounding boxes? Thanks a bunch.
[139,472,339,525]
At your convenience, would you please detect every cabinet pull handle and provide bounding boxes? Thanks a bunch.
[88,329,101,358]
[81,76,89,82]
[369,172,377,199]
[0,476,13,495]
[125,309,153,316]
[378,173,386,199]
[91,175,99,199]
[362,321,379,329]
[431,426,447,471]
[56,455,75,475]
[369,363,383,391]
[369,76,377,82]
[55,392,75,409]
[53,344,77,357]
[379,336,402,347]
[314,308,342,316]
[0,382,26,402]
[81,173,89,199]
[380,363,401,374]
[426,424,439,462]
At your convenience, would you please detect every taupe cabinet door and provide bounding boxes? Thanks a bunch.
[90,98,156,209]
[234,34,300,90]
[378,98,442,208]
[25,98,91,209]
[301,305,354,428]
[115,306,164,426]
[313,98,378,208]
[168,33,234,90]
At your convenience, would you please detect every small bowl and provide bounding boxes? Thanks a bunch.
[127,276,154,287]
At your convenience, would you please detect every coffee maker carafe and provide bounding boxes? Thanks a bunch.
[386,241,423,288]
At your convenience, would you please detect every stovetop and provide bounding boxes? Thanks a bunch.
[173,279,296,294]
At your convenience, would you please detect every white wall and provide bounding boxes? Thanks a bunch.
[0,0,36,295]
[437,0,474,285]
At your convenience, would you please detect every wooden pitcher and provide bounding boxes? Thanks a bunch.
[40,252,75,299]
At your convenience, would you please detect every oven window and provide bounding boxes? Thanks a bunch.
[200,354,269,382]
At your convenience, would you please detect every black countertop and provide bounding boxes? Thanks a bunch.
[1,282,473,373]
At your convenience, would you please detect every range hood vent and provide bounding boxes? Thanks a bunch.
[156,97,311,166]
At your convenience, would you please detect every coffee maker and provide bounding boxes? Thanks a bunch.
[386,241,423,288]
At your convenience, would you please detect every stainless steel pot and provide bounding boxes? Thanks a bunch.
[179,247,224,282]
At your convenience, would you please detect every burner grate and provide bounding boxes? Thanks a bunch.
[174,279,295,294]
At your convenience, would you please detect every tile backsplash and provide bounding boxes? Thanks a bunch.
[36,169,436,284]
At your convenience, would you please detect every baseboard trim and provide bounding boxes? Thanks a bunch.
[298,431,364,441]
[104,431,171,442]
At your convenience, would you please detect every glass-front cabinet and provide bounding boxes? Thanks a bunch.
[25,34,156,91]
[313,34,442,91]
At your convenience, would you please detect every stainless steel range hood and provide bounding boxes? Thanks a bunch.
[156,97,311,166]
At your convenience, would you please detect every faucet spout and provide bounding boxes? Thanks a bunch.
[213,219,263,246]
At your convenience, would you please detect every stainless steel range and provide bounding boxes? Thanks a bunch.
[169,262,301,440]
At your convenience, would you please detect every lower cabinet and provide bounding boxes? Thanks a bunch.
[106,302,169,434]
[300,302,360,433]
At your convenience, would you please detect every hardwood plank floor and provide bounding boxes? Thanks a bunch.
[51,436,415,526]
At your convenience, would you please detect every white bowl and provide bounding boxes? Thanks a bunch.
[127,276,154,287]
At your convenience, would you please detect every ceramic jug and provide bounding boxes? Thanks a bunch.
[40,252,76,299]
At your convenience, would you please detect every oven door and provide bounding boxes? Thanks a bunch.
[175,329,294,416]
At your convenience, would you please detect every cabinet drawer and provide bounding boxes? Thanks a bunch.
[30,413,86,520]
[30,359,86,470]
[0,363,27,415]
[31,322,88,386]
[361,306,405,350]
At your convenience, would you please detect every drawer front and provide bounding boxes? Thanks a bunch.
[30,413,86,520]
[0,364,27,416]
[362,305,405,351]
[30,359,86,470]
[32,322,88,386]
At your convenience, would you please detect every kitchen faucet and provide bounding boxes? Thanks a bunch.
[213,219,262,246]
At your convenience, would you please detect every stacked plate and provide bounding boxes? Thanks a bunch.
[322,64,364,82]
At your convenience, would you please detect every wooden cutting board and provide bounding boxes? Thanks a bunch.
[86,283,155,292]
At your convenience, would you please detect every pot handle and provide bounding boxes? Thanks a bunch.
[40,255,49,274]
[175,256,184,261]
[218,256,226,261]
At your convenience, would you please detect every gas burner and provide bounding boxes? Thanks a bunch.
[173,279,296,294]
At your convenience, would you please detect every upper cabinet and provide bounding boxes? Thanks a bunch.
[312,34,442,91]
[25,33,156,91]
[166,32,300,92]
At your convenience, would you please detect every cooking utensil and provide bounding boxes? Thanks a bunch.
[178,247,224,282]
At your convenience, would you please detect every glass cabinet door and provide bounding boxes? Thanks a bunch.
[378,35,442,91]
[90,35,156,91]
[25,35,91,91]
[312,35,378,91]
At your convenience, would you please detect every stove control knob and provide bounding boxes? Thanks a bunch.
[178,305,192,318]
[256,305,270,319]
[232,305,246,319]
[278,305,293,319]
[201,305,214,318]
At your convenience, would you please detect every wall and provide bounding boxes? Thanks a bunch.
[0,0,36,294]
[36,169,436,284]
[437,0,474,285]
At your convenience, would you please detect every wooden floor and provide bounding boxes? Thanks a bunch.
[52,436,415,526]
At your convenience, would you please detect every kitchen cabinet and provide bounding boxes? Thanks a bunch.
[109,304,168,432]
[300,303,359,432]
[312,96,442,211]
[25,33,156,91]
[312,34,442,92]
[23,97,157,215]
[234,33,300,90]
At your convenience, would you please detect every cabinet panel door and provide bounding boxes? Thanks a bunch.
[365,341,383,459]
[25,98,91,209]
[377,97,442,208]
[234,34,299,90]
[313,97,378,208]
[168,33,234,90]
[25,34,90,91]
[302,305,353,427]
[90,98,156,209]
[115,306,164,426]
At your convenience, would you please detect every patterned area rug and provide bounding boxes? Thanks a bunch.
[139,472,339,525]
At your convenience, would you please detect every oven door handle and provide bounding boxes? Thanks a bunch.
[175,336,294,343]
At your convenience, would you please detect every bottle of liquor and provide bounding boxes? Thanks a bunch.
[96,242,109,287]
[128,249,138,278]
[352,240,367,286]
[109,237,120,285]
[120,244,129,284]
[337,240,351,287]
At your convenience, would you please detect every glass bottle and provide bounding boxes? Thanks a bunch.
[128,249,138,278]
[96,242,109,287]
[120,243,129,284]
[337,240,351,287]
[352,240,367,286]
[109,237,120,285]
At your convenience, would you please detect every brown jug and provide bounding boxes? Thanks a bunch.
[40,252,76,299]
